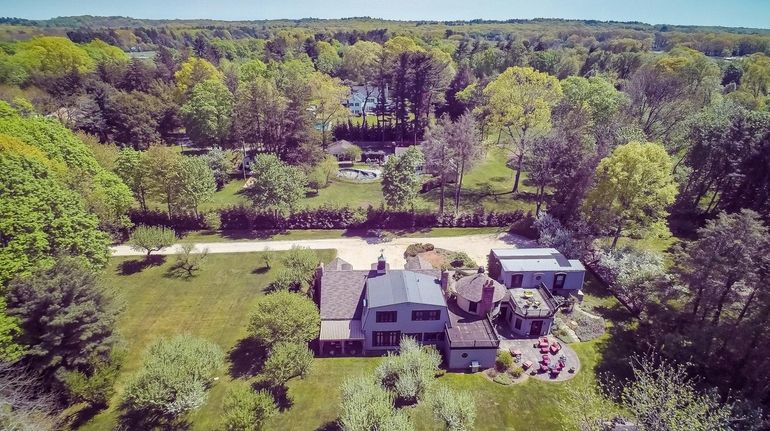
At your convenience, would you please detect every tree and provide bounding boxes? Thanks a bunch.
[234,76,292,159]
[314,41,342,75]
[482,66,562,192]
[6,257,119,382]
[308,155,339,191]
[115,147,150,211]
[422,115,457,214]
[596,246,668,315]
[174,56,222,94]
[248,291,320,348]
[243,154,307,215]
[262,342,314,385]
[381,146,424,210]
[447,112,483,212]
[0,362,60,431]
[622,356,735,431]
[269,246,319,292]
[203,147,233,190]
[0,297,24,363]
[181,78,234,148]
[123,334,224,416]
[222,382,277,431]
[105,90,162,149]
[374,337,441,405]
[429,385,476,431]
[61,349,124,407]
[310,72,350,148]
[178,156,217,217]
[128,225,176,256]
[340,40,382,116]
[583,142,677,248]
[170,243,209,278]
[145,145,184,214]
[739,53,770,107]
[0,134,109,286]
[339,377,413,431]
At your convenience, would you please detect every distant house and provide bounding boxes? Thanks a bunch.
[314,247,585,371]
[345,84,389,115]
[326,140,359,161]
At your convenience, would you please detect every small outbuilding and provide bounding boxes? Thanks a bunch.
[326,140,359,161]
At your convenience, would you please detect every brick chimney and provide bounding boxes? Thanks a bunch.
[479,280,496,315]
[440,270,450,292]
[376,253,387,275]
[313,263,324,301]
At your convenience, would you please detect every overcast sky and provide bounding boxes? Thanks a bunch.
[3,0,769,29]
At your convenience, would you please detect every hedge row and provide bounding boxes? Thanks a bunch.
[129,206,526,232]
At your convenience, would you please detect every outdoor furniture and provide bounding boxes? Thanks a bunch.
[539,364,549,373]
[510,349,523,357]
[522,360,533,370]
[469,361,480,373]
[550,342,562,354]
[541,355,550,365]
[569,366,576,373]
[540,346,550,354]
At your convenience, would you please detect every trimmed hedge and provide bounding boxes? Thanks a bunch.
[130,205,526,233]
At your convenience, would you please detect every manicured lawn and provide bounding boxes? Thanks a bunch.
[179,227,507,243]
[78,250,336,431]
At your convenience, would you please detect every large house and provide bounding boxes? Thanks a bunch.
[345,84,388,115]
[315,248,584,370]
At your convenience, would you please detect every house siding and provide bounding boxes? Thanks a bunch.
[362,303,447,351]
[498,269,584,292]
[507,310,552,337]
[443,345,498,370]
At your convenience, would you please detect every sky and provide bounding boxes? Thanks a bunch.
[2,0,770,29]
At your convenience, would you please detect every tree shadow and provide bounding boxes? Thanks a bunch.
[251,266,270,274]
[116,406,190,431]
[253,381,293,412]
[316,421,342,431]
[228,337,269,378]
[163,261,198,280]
[117,255,166,275]
[65,403,106,429]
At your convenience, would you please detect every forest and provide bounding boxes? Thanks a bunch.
[1,14,770,431]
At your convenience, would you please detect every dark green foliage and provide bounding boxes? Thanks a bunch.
[248,291,320,348]
[404,243,435,258]
[62,350,125,406]
[222,382,277,431]
[6,257,120,383]
[262,342,314,385]
[495,351,513,372]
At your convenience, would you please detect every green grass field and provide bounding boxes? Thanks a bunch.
[76,247,631,431]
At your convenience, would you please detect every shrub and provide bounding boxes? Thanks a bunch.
[375,338,441,405]
[262,342,314,385]
[128,225,176,256]
[404,243,435,257]
[509,366,524,378]
[339,377,412,431]
[569,308,606,342]
[495,351,513,372]
[222,382,276,431]
[62,350,125,407]
[448,251,475,268]
[493,373,513,385]
[429,384,477,431]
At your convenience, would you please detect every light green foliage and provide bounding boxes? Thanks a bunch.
[381,146,425,210]
[0,134,109,285]
[6,257,119,380]
[115,148,151,211]
[344,145,363,162]
[248,291,320,348]
[558,384,615,431]
[128,225,176,256]
[123,333,224,416]
[243,154,307,214]
[310,72,350,146]
[374,337,441,405]
[222,382,277,431]
[622,356,735,431]
[495,350,513,372]
[9,36,95,78]
[181,78,234,147]
[309,155,339,190]
[737,53,770,108]
[0,105,133,234]
[597,246,666,313]
[178,156,217,216]
[175,56,223,94]
[262,341,314,385]
[482,66,562,192]
[0,298,24,363]
[340,40,381,84]
[583,141,677,247]
[238,59,268,83]
[145,145,185,214]
[429,384,477,431]
[270,246,318,292]
[339,377,414,431]
[314,41,342,75]
[203,147,234,189]
[82,39,129,65]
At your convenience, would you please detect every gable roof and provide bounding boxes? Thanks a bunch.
[320,270,369,320]
[491,248,585,273]
[326,140,355,155]
[366,270,444,308]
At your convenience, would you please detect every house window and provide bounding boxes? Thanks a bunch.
[376,311,397,323]
[423,332,445,342]
[468,301,478,313]
[554,273,566,290]
[412,310,441,321]
[404,332,422,342]
[461,353,468,358]
[373,331,401,347]
[514,318,522,330]
[511,273,524,288]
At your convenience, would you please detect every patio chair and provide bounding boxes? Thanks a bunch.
[549,342,561,354]
[540,346,549,354]
[522,360,533,370]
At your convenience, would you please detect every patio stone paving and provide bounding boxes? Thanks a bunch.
[497,335,580,382]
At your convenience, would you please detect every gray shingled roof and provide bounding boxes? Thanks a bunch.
[366,270,444,308]
[455,273,506,303]
[320,270,369,319]
[326,257,353,271]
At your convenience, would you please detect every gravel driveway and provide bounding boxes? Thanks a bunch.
[111,232,536,269]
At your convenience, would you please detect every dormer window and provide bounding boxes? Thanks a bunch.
[554,273,566,290]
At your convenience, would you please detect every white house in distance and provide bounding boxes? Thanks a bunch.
[345,84,388,115]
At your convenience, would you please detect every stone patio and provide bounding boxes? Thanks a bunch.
[497,334,580,382]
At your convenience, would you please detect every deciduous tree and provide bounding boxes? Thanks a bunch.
[262,342,314,385]
[243,154,307,215]
[181,78,234,148]
[222,382,276,431]
[381,146,424,210]
[248,291,320,348]
[128,225,176,256]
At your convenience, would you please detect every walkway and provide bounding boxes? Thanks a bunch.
[111,232,536,270]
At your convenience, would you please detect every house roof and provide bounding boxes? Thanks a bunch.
[319,270,370,319]
[326,140,356,155]
[455,273,507,303]
[492,248,585,273]
[326,257,353,271]
[366,270,444,309]
[319,319,365,340]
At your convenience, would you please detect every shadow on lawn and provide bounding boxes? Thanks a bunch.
[117,255,166,275]
[315,421,342,431]
[116,407,190,431]
[229,337,269,378]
